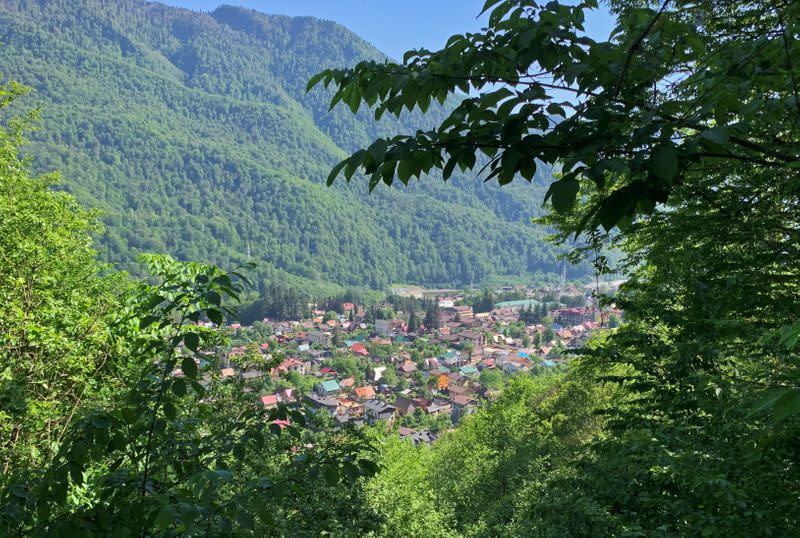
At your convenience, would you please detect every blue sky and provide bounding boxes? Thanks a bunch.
[160,1,617,61]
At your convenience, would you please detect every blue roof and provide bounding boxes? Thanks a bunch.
[320,379,340,391]
[542,360,556,368]
[517,351,529,358]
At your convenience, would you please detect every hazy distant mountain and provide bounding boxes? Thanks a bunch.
[0,0,584,292]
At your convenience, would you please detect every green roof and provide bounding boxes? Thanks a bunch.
[494,299,542,308]
[320,380,340,392]
[459,365,479,375]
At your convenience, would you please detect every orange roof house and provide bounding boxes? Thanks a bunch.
[354,385,376,400]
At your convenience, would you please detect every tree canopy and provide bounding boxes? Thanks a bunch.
[312,0,800,533]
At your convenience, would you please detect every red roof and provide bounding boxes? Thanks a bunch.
[354,385,376,399]
[260,394,279,406]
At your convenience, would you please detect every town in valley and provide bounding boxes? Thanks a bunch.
[191,281,625,445]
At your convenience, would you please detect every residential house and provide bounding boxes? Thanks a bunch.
[354,385,376,401]
[260,394,279,409]
[375,318,392,336]
[241,369,262,381]
[397,360,418,377]
[364,400,396,425]
[395,395,418,416]
[308,331,331,346]
[459,365,479,377]
[316,379,341,397]
[450,394,477,423]
[304,393,339,416]
[425,398,453,416]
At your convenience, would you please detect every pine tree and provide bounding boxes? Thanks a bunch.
[424,301,440,330]
[407,308,418,333]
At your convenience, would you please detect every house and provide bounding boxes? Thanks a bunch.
[503,360,527,374]
[450,394,477,423]
[364,400,396,425]
[459,364,479,377]
[426,398,453,416]
[220,367,236,379]
[304,393,339,416]
[354,385,376,401]
[447,371,468,386]
[552,307,593,326]
[448,383,472,398]
[375,318,393,337]
[260,394,279,409]
[399,427,438,446]
[460,331,485,347]
[351,342,370,357]
[395,395,418,416]
[371,366,387,382]
[441,350,461,366]
[336,397,364,417]
[435,373,449,391]
[241,369,262,381]
[316,379,341,397]
[278,388,295,403]
[275,357,306,376]
[308,331,331,346]
[422,357,441,370]
[339,377,355,389]
[397,360,418,376]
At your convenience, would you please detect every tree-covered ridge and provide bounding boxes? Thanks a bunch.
[0,0,583,293]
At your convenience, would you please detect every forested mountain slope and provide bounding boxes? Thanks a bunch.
[0,0,580,291]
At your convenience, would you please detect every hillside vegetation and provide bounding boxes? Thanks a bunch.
[0,0,580,292]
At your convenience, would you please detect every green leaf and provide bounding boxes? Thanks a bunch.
[773,390,800,422]
[306,71,325,92]
[156,506,174,531]
[171,378,187,396]
[327,160,347,186]
[181,356,198,379]
[778,321,800,349]
[397,160,412,183]
[163,401,177,419]
[700,126,730,146]
[323,466,339,486]
[546,178,580,213]
[183,332,199,352]
[207,309,224,325]
[651,146,679,182]
[203,291,221,307]
[139,315,159,330]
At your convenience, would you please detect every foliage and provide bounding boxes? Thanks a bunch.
[0,82,125,480]
[317,0,800,534]
[0,92,379,535]
[0,0,590,291]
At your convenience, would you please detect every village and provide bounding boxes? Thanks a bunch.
[193,282,624,446]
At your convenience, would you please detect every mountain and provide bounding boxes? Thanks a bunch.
[0,0,586,293]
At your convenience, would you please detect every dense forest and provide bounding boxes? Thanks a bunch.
[0,0,586,293]
[1,0,799,536]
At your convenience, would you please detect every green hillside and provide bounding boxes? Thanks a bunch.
[0,0,583,292]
